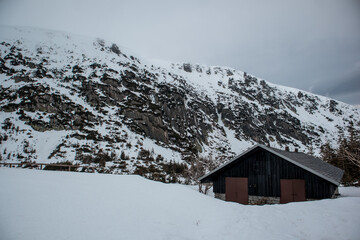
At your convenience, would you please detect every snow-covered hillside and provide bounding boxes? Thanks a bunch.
[0,168,359,240]
[0,26,359,181]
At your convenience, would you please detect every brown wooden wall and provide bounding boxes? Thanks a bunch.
[212,148,337,199]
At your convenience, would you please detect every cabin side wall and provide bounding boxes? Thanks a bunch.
[212,149,337,199]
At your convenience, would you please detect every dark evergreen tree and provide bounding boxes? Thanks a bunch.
[321,122,360,186]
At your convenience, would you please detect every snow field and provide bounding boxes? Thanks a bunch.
[1,168,359,240]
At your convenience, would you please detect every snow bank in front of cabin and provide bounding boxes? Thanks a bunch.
[0,168,359,240]
[339,186,360,198]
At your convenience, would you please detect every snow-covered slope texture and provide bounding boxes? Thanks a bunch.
[0,26,359,182]
[1,168,359,240]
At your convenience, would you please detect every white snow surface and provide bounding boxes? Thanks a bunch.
[1,168,359,240]
[1,25,360,166]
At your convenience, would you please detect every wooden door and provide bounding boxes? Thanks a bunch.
[292,179,306,202]
[280,179,306,204]
[280,179,293,204]
[225,177,248,204]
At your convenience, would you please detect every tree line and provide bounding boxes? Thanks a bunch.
[321,122,360,186]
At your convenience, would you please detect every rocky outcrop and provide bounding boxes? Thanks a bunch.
[0,27,359,183]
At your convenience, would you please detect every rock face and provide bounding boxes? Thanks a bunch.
[0,26,359,183]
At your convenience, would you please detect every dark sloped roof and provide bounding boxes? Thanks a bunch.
[270,147,344,185]
[199,144,344,185]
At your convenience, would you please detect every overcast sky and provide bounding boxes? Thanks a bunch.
[1,0,359,105]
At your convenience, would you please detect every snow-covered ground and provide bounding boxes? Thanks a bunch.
[1,25,360,166]
[0,168,359,240]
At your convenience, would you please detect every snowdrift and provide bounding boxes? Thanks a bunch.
[1,168,359,240]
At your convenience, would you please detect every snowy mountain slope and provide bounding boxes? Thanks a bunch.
[0,26,359,182]
[1,168,359,240]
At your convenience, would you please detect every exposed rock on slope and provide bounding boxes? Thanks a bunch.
[0,26,359,182]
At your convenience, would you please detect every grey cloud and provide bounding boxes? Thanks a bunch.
[327,72,360,96]
[311,65,360,104]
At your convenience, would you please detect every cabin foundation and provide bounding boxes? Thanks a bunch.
[215,193,226,201]
[248,195,280,205]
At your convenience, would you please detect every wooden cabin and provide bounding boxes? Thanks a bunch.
[199,144,344,204]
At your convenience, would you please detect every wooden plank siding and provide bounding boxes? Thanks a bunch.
[212,148,337,199]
